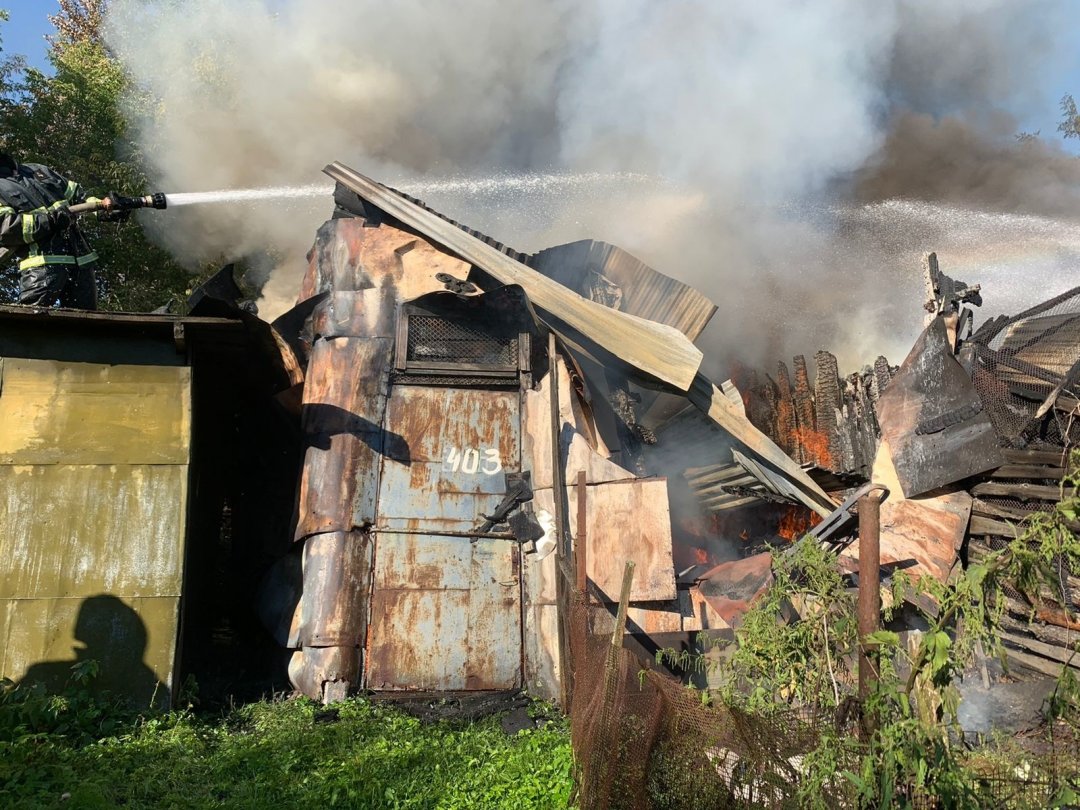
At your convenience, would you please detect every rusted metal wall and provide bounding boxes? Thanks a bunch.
[367,384,523,691]
[291,216,513,699]
[0,356,191,708]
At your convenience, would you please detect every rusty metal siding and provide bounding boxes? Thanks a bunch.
[0,465,188,598]
[295,337,393,538]
[297,531,374,647]
[366,533,522,691]
[300,218,469,303]
[376,386,521,533]
[0,357,191,708]
[366,381,524,691]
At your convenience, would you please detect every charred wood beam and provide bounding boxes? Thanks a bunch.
[970,481,1074,501]
[988,465,1067,480]
[775,361,797,460]
[1002,449,1071,465]
[814,350,841,471]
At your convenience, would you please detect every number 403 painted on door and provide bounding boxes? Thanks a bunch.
[443,447,503,475]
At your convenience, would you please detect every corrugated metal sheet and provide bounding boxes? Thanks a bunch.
[530,240,717,341]
[0,358,190,708]
[366,533,522,691]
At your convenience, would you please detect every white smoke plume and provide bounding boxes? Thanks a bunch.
[104,0,1079,371]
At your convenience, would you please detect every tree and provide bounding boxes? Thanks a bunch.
[48,0,107,50]
[1059,94,1080,141]
[0,3,200,312]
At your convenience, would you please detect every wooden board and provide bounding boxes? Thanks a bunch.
[0,358,191,466]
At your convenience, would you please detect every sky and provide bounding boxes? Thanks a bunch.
[3,1,53,71]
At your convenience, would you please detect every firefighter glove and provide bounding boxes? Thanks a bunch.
[100,192,132,222]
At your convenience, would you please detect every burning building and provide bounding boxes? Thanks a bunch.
[1,162,1078,710]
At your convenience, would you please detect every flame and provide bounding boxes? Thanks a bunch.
[778,506,822,541]
[693,547,710,565]
[793,425,832,469]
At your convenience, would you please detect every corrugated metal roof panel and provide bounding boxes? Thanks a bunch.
[530,240,717,341]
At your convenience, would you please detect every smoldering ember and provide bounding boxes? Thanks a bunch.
[3,161,1080,804]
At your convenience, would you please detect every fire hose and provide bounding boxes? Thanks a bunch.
[67,192,168,216]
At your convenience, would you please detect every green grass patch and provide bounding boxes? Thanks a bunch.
[0,691,574,809]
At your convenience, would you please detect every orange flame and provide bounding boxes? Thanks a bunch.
[778,506,822,541]
[793,426,832,469]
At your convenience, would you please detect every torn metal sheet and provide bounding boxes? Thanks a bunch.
[876,316,1003,498]
[294,337,393,539]
[297,531,373,648]
[324,162,704,392]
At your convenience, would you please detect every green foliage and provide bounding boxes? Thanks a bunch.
[0,663,133,749]
[1059,94,1080,141]
[653,455,1080,808]
[0,10,198,312]
[0,683,574,809]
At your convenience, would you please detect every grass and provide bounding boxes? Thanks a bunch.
[0,692,574,809]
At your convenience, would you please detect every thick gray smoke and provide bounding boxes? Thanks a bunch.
[104,0,1080,371]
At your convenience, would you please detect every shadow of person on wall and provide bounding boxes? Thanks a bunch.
[19,594,168,709]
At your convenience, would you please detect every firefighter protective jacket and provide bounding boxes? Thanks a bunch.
[0,161,99,273]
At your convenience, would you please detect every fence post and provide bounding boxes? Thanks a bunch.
[576,470,588,599]
[858,493,881,735]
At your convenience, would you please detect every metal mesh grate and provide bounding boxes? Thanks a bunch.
[390,371,519,388]
[406,313,518,367]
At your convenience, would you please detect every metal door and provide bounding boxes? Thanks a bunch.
[366,385,522,690]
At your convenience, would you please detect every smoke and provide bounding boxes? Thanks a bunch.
[104,0,1080,370]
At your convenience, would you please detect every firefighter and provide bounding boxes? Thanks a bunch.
[0,152,124,310]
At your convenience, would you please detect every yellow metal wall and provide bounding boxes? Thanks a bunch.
[0,357,191,707]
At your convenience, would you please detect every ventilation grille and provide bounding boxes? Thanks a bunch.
[406,314,518,368]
